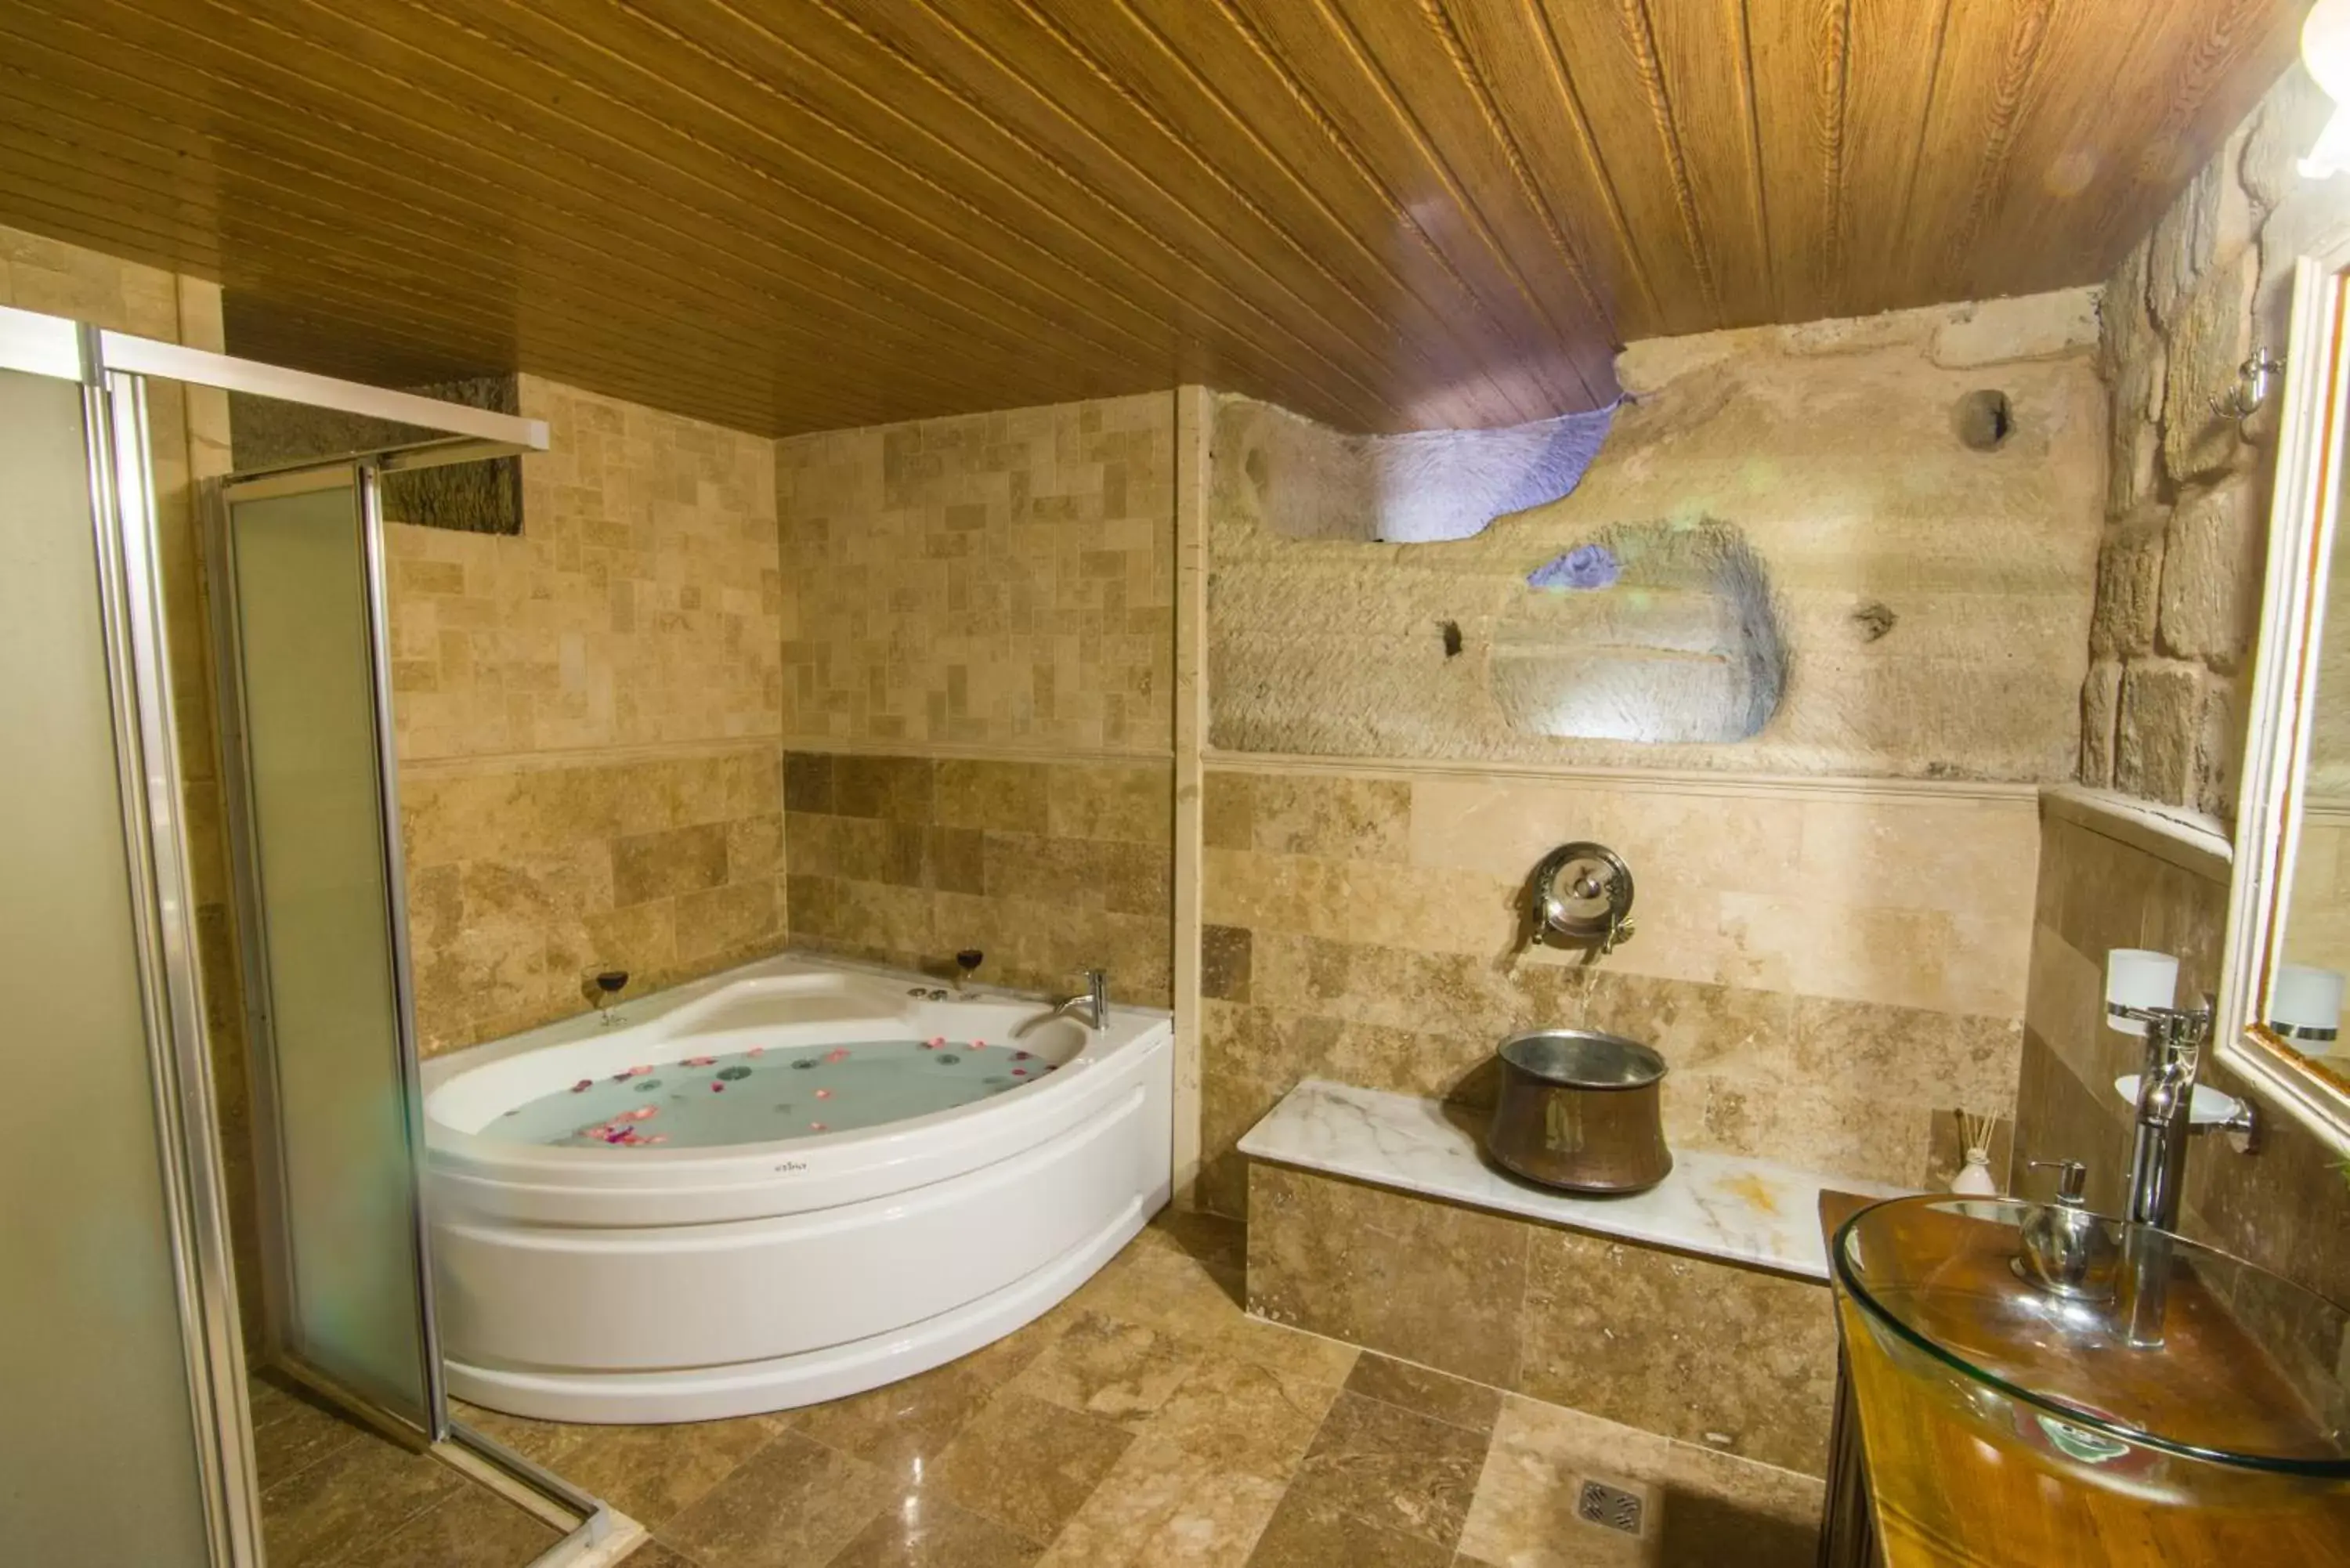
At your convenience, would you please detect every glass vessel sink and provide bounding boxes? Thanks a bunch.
[1836,1196,2350,1515]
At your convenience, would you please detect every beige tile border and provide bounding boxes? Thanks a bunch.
[1172,385,1211,1206]
[779,736,1174,764]
[1208,748,2041,804]
[400,735,786,777]
[2040,784,2231,883]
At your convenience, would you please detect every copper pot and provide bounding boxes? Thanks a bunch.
[1488,1029,1672,1193]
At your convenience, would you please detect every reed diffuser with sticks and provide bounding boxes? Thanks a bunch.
[1949,1108,2001,1195]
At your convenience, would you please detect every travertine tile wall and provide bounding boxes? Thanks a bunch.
[2,225,255,1341]
[378,376,789,1053]
[775,393,1174,753]
[2084,65,2344,814]
[2017,792,2350,1315]
[1248,1165,1841,1477]
[387,377,783,761]
[2284,809,2350,977]
[768,394,1179,1010]
[784,751,1173,1007]
[400,748,785,1053]
[1198,766,2030,1214]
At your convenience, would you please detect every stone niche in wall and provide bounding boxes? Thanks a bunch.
[1209,289,2107,780]
[227,374,522,535]
[1497,519,1788,744]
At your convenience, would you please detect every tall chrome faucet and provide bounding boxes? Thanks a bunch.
[2102,996,2254,1346]
[1014,967,1109,1037]
[2117,1002,2211,1234]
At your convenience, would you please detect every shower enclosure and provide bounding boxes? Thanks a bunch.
[0,301,601,1565]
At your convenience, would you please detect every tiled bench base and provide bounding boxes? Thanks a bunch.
[1240,1080,1907,1477]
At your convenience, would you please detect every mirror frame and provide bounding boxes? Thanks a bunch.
[2222,251,2350,1155]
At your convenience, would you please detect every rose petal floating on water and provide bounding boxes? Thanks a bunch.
[972,1040,987,1050]
[1013,1068,1029,1077]
[814,1088,833,1100]
[824,1048,851,1063]
[808,1122,828,1132]
[628,1064,652,1076]
[1012,1051,1031,1061]
[626,1106,657,1121]
[572,1079,594,1093]
[747,1046,765,1057]
[685,1056,717,1068]
[927,1036,946,1048]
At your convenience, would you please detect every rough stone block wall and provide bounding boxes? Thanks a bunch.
[2084,66,2343,816]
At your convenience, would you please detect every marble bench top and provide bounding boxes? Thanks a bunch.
[1236,1078,1911,1282]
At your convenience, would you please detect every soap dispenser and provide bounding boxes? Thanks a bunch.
[2013,1158,2120,1305]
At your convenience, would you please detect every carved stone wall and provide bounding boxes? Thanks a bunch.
[1213,292,2106,781]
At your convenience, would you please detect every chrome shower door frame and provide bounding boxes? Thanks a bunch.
[204,455,446,1442]
[0,316,270,1565]
[92,363,271,1568]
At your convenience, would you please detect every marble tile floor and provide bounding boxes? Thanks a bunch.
[250,1370,564,1568]
[451,1209,1825,1568]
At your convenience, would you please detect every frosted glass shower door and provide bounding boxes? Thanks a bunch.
[220,473,438,1434]
[0,369,215,1562]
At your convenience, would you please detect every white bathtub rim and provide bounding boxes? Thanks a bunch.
[429,1042,1169,1227]
[423,949,1166,1167]
[421,948,1167,1095]
[421,951,1172,1227]
[428,1035,1172,1227]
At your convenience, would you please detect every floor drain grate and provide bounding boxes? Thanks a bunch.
[1576,1478,1645,1537]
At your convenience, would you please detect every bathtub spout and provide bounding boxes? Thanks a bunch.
[1014,968,1108,1035]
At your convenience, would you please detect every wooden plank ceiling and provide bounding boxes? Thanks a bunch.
[0,1,2306,436]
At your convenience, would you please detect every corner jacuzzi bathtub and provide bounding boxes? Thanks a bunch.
[421,953,1173,1422]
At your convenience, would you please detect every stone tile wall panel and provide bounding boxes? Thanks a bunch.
[774,395,1174,755]
[1195,762,2032,1214]
[784,750,1172,1008]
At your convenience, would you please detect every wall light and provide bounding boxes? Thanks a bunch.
[2300,0,2350,179]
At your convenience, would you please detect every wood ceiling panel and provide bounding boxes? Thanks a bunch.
[0,0,2305,436]
[1648,0,1777,327]
[1744,0,1848,323]
[1838,0,1954,317]
[2,1,1074,421]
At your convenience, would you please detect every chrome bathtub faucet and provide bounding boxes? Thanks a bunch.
[1014,968,1109,1037]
